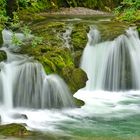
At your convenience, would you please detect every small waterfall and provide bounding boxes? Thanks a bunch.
[61,25,73,49]
[42,74,74,108]
[0,29,75,109]
[81,27,140,91]
[0,63,14,108]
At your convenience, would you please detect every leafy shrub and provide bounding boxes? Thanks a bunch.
[115,0,140,22]
[0,0,8,25]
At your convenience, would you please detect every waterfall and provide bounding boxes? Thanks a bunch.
[80,27,140,91]
[0,29,75,109]
[61,25,73,49]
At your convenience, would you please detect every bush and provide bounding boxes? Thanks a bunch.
[115,0,140,22]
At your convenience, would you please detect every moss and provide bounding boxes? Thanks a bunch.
[97,21,129,41]
[62,66,88,93]
[0,123,32,137]
[0,51,7,62]
[74,51,83,68]
[71,23,88,51]
[137,27,140,36]
[0,29,3,46]
[74,98,85,107]
[18,10,46,22]
[20,44,74,74]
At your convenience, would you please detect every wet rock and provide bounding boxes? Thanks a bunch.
[0,51,7,62]
[71,23,88,51]
[10,113,28,120]
[62,66,88,93]
[0,30,3,46]
[73,51,82,68]
[0,123,32,136]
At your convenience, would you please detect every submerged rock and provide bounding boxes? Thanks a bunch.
[10,114,28,120]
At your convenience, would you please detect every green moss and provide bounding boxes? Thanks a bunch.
[0,30,3,46]
[18,10,46,22]
[0,51,6,62]
[74,98,85,107]
[71,23,88,51]
[20,44,74,74]
[0,123,32,137]
[62,66,88,93]
[74,51,83,68]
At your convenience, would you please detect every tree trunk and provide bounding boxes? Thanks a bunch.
[6,0,18,19]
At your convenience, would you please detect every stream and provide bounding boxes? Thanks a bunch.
[0,16,140,140]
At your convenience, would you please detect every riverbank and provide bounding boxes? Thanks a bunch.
[39,7,113,16]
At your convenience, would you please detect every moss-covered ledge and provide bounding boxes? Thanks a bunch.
[62,66,88,93]
[0,123,32,137]
[71,23,88,51]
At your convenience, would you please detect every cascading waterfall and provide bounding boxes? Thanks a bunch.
[1,21,140,139]
[0,29,75,109]
[81,27,140,91]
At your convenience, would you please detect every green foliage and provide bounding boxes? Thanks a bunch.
[12,33,23,46]
[18,0,52,12]
[115,0,140,22]
[0,0,8,27]
[56,0,121,10]
[21,25,31,37]
[31,36,43,47]
[10,12,20,29]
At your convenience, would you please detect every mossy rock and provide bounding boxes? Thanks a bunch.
[0,30,3,46]
[0,123,32,137]
[20,44,74,74]
[73,98,85,107]
[73,50,83,68]
[30,21,66,48]
[137,27,140,36]
[62,66,88,93]
[18,10,46,22]
[0,51,7,62]
[71,23,88,51]
[98,21,129,41]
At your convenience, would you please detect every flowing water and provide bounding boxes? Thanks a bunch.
[0,18,140,140]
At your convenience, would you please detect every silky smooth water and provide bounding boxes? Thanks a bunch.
[1,90,140,139]
[0,18,140,140]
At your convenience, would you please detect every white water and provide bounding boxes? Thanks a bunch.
[0,30,75,109]
[81,27,140,91]
[61,25,73,49]
[1,27,140,138]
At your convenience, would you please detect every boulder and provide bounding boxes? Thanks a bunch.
[62,66,88,93]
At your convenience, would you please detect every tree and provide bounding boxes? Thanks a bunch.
[6,0,18,19]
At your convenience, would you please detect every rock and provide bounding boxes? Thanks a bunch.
[74,98,85,107]
[62,66,88,93]
[20,45,74,74]
[0,51,7,62]
[71,23,88,51]
[10,113,28,120]
[0,30,3,46]
[73,51,83,68]
[0,123,32,136]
